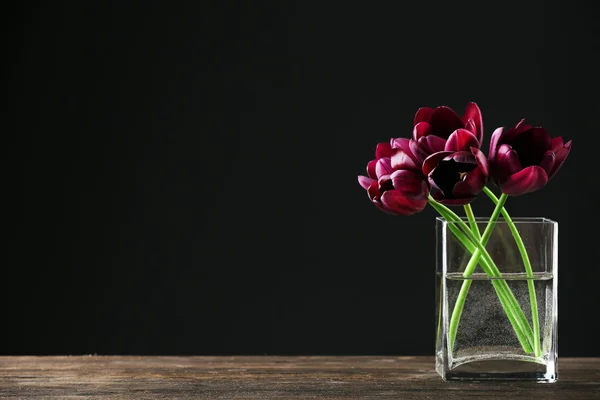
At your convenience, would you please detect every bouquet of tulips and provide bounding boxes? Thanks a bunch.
[358,103,571,356]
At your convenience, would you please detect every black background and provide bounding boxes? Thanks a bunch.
[4,1,599,356]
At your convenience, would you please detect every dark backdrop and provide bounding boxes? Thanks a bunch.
[4,1,599,356]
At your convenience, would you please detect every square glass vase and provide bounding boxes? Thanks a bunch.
[435,217,557,382]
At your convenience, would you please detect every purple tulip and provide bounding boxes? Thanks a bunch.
[489,119,572,196]
[422,129,489,205]
[358,140,429,215]
[410,102,484,162]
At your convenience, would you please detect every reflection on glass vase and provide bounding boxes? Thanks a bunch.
[435,217,558,382]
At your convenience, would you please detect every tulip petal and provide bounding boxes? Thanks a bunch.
[495,144,523,183]
[428,176,443,194]
[433,191,474,206]
[391,148,419,171]
[381,189,428,215]
[367,181,381,201]
[510,127,552,167]
[445,150,476,165]
[367,160,377,179]
[549,140,572,178]
[539,150,556,176]
[414,107,433,125]
[409,139,427,163]
[429,106,465,139]
[464,119,477,137]
[503,119,533,143]
[551,136,564,152]
[471,147,489,177]
[501,120,522,143]
[515,119,533,134]
[413,122,432,141]
[463,102,483,144]
[421,135,447,154]
[423,151,453,177]
[500,166,549,196]
[390,137,409,150]
[358,175,376,190]
[488,127,504,162]
[391,137,420,164]
[410,135,445,163]
[391,169,429,200]
[445,129,480,152]
[378,174,394,192]
[375,157,393,178]
[376,142,393,159]
[529,127,552,149]
[452,167,486,198]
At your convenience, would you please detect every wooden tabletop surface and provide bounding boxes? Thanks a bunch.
[0,356,599,399]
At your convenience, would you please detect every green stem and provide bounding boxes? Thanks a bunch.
[445,204,480,353]
[430,198,534,354]
[464,204,481,241]
[483,187,541,357]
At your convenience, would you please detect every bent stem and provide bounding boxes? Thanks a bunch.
[429,198,534,354]
[483,186,541,357]
[464,204,481,241]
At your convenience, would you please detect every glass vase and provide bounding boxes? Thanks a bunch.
[435,217,558,382]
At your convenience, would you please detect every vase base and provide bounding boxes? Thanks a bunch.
[444,371,556,383]
[437,355,557,383]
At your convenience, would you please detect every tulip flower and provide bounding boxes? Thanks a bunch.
[358,140,429,215]
[422,129,489,205]
[410,102,483,162]
[488,119,572,196]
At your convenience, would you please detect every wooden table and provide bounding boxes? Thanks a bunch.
[0,356,598,399]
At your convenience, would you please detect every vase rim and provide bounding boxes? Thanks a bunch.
[436,216,557,224]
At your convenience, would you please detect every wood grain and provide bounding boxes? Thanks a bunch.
[0,356,599,399]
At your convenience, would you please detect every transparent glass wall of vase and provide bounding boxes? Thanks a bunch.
[435,217,558,382]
